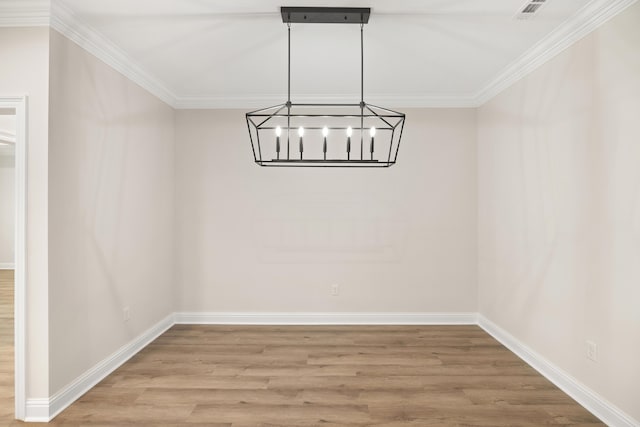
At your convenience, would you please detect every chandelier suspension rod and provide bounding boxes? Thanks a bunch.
[361,21,364,105]
[360,21,364,160]
[287,21,291,160]
[287,22,291,104]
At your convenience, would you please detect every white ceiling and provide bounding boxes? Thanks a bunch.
[26,0,639,107]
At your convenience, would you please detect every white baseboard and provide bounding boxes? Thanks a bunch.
[0,262,15,269]
[23,398,49,422]
[478,315,639,427]
[174,311,478,325]
[25,313,175,422]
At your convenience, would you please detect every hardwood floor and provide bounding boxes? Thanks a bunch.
[0,269,14,426]
[12,319,602,426]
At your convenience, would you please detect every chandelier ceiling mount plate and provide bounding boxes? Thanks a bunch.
[280,7,371,24]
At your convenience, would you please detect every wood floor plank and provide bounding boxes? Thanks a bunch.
[187,403,372,424]
[463,388,579,406]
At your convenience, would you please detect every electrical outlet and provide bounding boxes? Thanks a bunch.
[586,340,597,362]
[123,307,131,322]
[330,284,339,296]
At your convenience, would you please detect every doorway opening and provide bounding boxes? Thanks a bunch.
[0,97,26,421]
[0,108,16,423]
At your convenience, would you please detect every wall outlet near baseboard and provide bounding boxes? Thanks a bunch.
[586,340,597,362]
[123,307,131,322]
[330,284,339,296]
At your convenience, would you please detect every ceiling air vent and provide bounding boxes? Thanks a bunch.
[517,0,546,19]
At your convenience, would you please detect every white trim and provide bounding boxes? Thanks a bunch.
[49,1,177,107]
[24,313,175,422]
[174,312,478,325]
[14,96,27,422]
[23,399,49,422]
[0,130,16,144]
[474,0,638,105]
[0,0,49,27]
[478,315,640,427]
[0,95,27,421]
[0,263,15,269]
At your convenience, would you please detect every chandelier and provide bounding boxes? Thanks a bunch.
[246,7,406,168]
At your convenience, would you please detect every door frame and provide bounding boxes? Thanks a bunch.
[0,95,27,420]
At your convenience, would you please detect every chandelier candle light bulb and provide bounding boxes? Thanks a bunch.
[370,126,376,160]
[275,126,282,159]
[346,126,353,160]
[322,126,329,159]
[298,126,304,159]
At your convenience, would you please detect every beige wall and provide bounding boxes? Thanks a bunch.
[478,2,640,421]
[0,26,50,399]
[175,108,477,313]
[48,30,176,393]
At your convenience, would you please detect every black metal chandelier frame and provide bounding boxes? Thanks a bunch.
[246,7,406,168]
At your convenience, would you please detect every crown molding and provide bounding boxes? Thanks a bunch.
[49,1,178,107]
[474,0,638,105]
[0,0,49,27]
